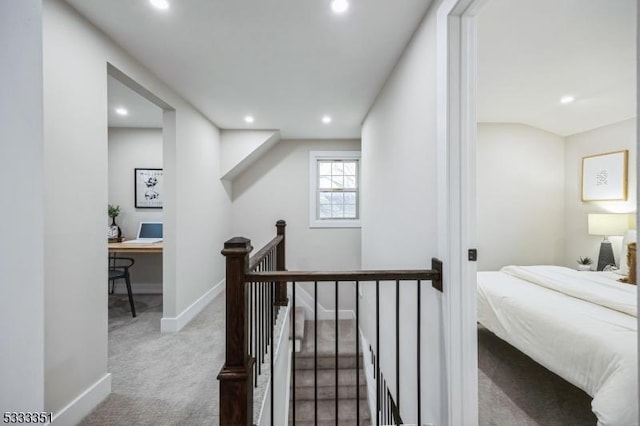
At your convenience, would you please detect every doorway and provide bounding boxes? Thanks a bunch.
[106,65,174,326]
[439,0,638,425]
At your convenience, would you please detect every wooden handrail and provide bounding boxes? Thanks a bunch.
[246,257,443,291]
[247,270,437,282]
[248,235,283,271]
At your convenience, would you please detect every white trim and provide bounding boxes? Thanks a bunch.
[289,283,356,320]
[437,0,483,425]
[50,373,111,426]
[160,278,225,333]
[359,332,377,424]
[308,150,362,228]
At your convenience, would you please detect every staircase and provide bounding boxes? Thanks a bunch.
[290,312,371,425]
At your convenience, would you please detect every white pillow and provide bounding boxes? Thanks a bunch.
[617,230,637,276]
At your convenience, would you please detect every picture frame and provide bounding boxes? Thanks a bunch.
[581,150,628,202]
[135,168,163,208]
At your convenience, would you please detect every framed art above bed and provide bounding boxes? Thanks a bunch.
[581,150,628,202]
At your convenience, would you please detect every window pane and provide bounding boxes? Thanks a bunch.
[319,204,332,218]
[344,192,356,205]
[344,176,356,189]
[319,192,331,205]
[332,204,344,217]
[331,192,344,204]
[343,162,356,175]
[331,176,344,189]
[332,162,344,175]
[319,162,332,175]
[344,204,356,218]
[319,176,332,189]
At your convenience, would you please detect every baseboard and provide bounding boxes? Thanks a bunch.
[50,373,111,426]
[290,284,355,320]
[359,332,377,424]
[161,279,225,333]
[113,282,161,295]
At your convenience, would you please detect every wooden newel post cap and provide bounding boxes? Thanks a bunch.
[221,237,253,257]
[276,220,286,233]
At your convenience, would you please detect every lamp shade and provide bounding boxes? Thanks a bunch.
[588,213,631,236]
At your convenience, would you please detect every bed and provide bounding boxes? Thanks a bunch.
[477,265,638,426]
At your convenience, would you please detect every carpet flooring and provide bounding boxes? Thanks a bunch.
[80,293,225,426]
[478,325,597,426]
[80,293,597,425]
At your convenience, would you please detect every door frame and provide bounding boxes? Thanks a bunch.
[436,0,486,424]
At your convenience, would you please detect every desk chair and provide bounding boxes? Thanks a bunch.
[108,256,136,317]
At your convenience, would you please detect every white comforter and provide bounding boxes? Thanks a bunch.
[478,265,638,426]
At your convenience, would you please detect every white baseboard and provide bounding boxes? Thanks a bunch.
[290,284,355,320]
[50,373,111,426]
[161,279,225,333]
[113,282,162,295]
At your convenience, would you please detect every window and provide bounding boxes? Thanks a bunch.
[309,151,361,228]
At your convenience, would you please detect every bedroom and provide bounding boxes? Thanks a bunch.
[475,0,637,424]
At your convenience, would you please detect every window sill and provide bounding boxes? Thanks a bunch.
[309,219,361,229]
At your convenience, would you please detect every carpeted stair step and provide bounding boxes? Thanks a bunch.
[289,419,372,426]
[294,352,362,370]
[291,383,368,401]
[292,368,367,388]
[289,399,371,423]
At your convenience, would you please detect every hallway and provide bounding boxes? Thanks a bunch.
[81,293,226,425]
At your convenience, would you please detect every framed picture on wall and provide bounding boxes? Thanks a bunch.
[135,168,163,209]
[581,150,628,202]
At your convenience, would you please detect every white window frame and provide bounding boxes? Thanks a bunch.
[309,151,361,228]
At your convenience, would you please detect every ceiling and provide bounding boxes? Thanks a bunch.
[77,0,635,138]
[66,0,433,138]
[477,0,636,136]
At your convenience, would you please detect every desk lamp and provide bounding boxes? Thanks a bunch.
[588,213,631,271]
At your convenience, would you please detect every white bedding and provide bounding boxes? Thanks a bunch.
[478,265,638,426]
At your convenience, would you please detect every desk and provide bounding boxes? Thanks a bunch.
[108,241,163,254]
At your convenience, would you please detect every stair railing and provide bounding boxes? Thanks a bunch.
[218,220,443,426]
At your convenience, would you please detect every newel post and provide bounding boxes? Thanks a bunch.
[275,220,289,306]
[218,237,254,426]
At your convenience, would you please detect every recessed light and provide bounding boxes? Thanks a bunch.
[115,107,128,116]
[331,0,349,14]
[149,0,170,11]
[560,95,575,104]
[244,115,255,124]
[322,115,332,124]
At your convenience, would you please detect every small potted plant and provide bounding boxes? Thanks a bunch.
[107,204,123,242]
[576,256,592,271]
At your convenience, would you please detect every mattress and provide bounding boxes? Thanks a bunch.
[477,265,638,426]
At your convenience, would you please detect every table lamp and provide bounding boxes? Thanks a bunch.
[588,213,632,271]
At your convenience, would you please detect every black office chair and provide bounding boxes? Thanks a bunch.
[108,256,136,317]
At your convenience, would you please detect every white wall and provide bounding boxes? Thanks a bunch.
[231,139,361,311]
[361,1,443,424]
[220,130,280,180]
[0,0,45,413]
[477,123,565,270]
[108,127,163,290]
[42,0,230,418]
[564,118,637,267]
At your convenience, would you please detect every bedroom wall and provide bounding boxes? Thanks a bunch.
[0,0,45,413]
[108,127,163,291]
[231,139,362,311]
[361,1,444,424]
[477,123,565,270]
[42,0,231,420]
[564,118,637,268]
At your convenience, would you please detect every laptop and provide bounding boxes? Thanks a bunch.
[123,222,163,244]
